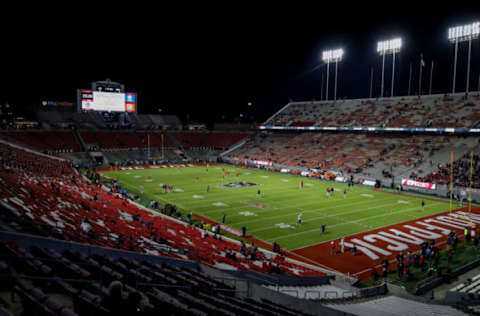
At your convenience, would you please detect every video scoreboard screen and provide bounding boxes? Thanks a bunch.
[79,90,136,112]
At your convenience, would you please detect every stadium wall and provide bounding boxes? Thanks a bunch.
[247,282,356,316]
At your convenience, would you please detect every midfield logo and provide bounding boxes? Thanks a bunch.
[275,223,295,229]
[239,211,257,217]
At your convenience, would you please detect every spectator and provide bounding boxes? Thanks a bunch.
[80,218,92,234]
[403,265,410,280]
[425,247,432,259]
[382,257,389,272]
[447,249,453,267]
[371,266,379,283]
[398,262,404,278]
[272,241,278,253]
[102,281,128,314]
[126,291,144,314]
[414,252,420,268]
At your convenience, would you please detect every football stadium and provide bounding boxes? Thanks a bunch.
[1,8,480,316]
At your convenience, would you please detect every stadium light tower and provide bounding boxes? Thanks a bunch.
[322,49,344,101]
[377,38,402,98]
[448,22,480,94]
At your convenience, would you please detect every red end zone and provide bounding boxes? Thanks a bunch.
[292,206,480,280]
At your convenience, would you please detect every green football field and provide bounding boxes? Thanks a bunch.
[102,164,451,250]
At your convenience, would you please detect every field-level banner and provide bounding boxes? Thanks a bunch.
[220,225,243,237]
[362,180,376,186]
[402,179,436,190]
[253,160,272,166]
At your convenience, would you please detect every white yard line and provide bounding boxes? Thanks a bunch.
[288,205,455,252]
[265,204,443,244]
[172,186,384,213]
[234,195,399,226]
[247,199,413,233]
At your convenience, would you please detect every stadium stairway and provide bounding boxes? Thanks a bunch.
[163,131,187,157]
[73,129,87,152]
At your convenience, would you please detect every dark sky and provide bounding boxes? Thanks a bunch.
[1,5,479,124]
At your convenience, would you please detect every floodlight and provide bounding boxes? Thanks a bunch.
[377,38,402,97]
[448,22,479,94]
[448,22,480,42]
[321,48,344,101]
[322,49,344,63]
[377,38,402,55]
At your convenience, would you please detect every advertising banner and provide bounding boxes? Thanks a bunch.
[402,179,436,190]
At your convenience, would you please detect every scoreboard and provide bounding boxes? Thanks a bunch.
[79,90,137,113]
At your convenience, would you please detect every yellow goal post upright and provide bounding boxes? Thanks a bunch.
[449,151,454,215]
[161,133,165,160]
[147,133,150,160]
[458,151,475,228]
[469,150,474,214]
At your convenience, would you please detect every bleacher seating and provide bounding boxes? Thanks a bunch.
[0,130,82,153]
[0,141,325,278]
[79,131,176,151]
[418,152,480,188]
[171,132,249,150]
[263,284,356,300]
[266,94,480,129]
[0,238,321,316]
[450,274,480,293]
[325,295,467,316]
[229,132,463,176]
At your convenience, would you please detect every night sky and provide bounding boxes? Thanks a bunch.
[1,5,478,124]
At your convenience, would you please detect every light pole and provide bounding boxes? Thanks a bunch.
[369,67,374,98]
[407,62,412,96]
[448,22,479,94]
[377,38,402,98]
[322,49,344,101]
[429,60,434,95]
[320,72,324,101]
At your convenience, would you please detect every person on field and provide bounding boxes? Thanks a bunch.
[340,237,345,253]
[222,213,226,224]
[297,213,302,226]
[330,240,335,255]
[421,200,425,211]
[344,189,347,199]
[206,184,210,193]
[321,224,326,234]
[257,189,261,199]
